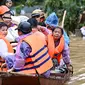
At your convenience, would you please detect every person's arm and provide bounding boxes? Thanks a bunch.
[62,43,73,71]
[37,25,51,36]
[62,42,71,65]
[6,41,32,72]
[13,41,32,70]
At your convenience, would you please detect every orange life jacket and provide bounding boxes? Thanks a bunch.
[15,33,53,74]
[0,35,14,71]
[32,28,46,40]
[33,30,47,44]
[47,34,64,64]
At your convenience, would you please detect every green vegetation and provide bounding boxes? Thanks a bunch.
[44,0,85,34]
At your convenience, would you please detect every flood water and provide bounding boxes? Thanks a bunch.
[66,37,85,85]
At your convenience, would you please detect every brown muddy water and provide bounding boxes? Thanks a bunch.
[66,37,85,85]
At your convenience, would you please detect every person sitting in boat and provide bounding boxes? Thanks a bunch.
[4,21,53,78]
[45,12,70,45]
[47,26,71,73]
[0,5,18,42]
[0,22,14,71]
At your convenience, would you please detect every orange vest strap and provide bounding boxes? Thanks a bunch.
[47,35,64,64]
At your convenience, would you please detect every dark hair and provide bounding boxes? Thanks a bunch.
[27,18,38,28]
[1,0,13,5]
[52,26,64,34]
[0,22,8,29]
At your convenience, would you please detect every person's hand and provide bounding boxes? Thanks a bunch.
[1,63,7,71]
[66,64,73,73]
[37,25,46,32]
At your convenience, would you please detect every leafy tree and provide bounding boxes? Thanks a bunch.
[44,0,85,34]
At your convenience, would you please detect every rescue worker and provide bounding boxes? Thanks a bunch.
[31,9,46,26]
[4,21,53,77]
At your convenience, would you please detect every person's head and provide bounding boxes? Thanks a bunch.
[52,26,63,41]
[45,12,58,30]
[5,0,13,8]
[0,22,8,37]
[16,21,32,36]
[27,18,38,28]
[31,9,45,23]
[0,5,12,26]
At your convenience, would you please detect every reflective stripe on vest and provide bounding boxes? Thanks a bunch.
[15,33,53,74]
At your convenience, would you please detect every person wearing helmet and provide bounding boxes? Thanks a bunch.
[0,5,18,42]
[31,9,46,26]
[4,21,53,78]
[0,5,10,23]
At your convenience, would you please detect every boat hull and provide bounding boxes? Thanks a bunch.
[0,71,72,85]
